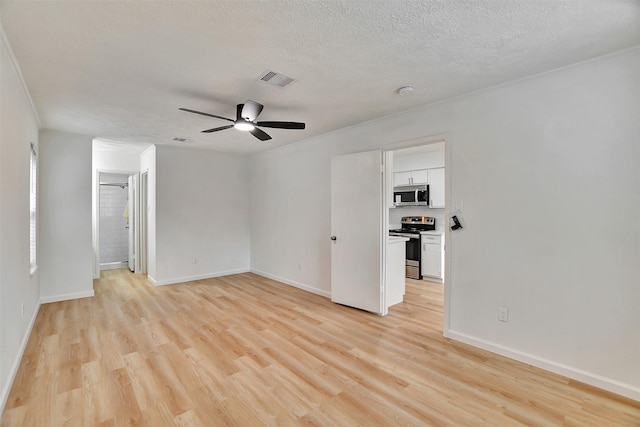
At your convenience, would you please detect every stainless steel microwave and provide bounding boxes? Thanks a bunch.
[393,185,429,207]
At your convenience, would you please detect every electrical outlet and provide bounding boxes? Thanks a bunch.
[193,257,198,264]
[498,307,509,322]
[298,263,302,271]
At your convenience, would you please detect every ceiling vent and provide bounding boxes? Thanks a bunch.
[259,70,296,88]
[172,137,191,143]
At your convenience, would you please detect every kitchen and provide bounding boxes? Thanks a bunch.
[388,142,446,286]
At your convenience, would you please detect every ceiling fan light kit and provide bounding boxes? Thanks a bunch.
[179,100,305,142]
[234,121,255,131]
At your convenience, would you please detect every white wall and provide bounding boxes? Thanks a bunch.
[93,140,146,173]
[0,28,40,413]
[250,47,640,399]
[39,130,94,302]
[393,148,445,171]
[150,145,250,285]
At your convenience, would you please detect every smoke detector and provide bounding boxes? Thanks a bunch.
[397,86,414,96]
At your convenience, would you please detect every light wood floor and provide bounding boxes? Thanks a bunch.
[2,270,639,426]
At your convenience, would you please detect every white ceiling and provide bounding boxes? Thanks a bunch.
[2,1,639,154]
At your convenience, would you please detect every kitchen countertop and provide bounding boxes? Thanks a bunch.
[388,235,409,243]
[419,230,444,235]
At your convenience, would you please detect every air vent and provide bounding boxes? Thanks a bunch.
[172,137,191,143]
[259,70,296,88]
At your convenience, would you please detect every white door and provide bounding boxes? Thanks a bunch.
[331,150,386,315]
[127,174,136,272]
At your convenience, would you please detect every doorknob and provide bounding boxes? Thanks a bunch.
[330,236,337,241]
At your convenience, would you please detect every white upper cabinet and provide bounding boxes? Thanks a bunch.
[394,169,428,186]
[394,171,412,186]
[411,169,429,185]
[427,168,445,208]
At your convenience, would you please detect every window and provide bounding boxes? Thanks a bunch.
[30,142,37,274]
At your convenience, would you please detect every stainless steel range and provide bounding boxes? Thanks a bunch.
[389,216,436,279]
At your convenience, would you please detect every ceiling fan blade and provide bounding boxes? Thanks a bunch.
[249,127,272,141]
[202,124,234,133]
[241,100,264,121]
[179,108,234,123]
[256,121,305,130]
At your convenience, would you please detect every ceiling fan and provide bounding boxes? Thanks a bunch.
[179,100,305,141]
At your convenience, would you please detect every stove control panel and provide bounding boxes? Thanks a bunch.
[401,216,435,226]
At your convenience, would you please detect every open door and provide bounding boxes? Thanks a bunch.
[331,150,386,315]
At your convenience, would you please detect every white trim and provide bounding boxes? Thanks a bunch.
[0,302,41,414]
[100,261,128,271]
[443,135,452,337]
[446,330,640,402]
[148,268,251,287]
[139,144,156,158]
[0,23,41,127]
[40,290,95,304]
[381,133,449,152]
[250,269,331,298]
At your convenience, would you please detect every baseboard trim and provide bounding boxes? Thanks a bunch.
[99,261,128,271]
[148,268,251,286]
[40,290,95,304]
[250,269,331,298]
[446,329,640,402]
[0,301,41,414]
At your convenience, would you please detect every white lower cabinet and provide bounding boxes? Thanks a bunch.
[386,236,408,307]
[421,234,443,280]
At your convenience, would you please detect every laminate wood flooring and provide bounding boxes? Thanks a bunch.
[2,270,639,426]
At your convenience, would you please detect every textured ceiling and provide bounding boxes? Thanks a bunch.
[2,1,639,154]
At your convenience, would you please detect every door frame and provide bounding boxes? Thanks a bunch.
[128,174,137,272]
[93,168,140,279]
[382,132,451,336]
[138,171,148,275]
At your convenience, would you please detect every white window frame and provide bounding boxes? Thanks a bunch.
[30,142,37,275]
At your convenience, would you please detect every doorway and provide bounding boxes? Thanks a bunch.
[384,135,450,333]
[94,168,145,278]
[98,172,131,271]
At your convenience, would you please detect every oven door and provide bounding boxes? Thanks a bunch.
[401,235,421,279]
[405,237,420,263]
